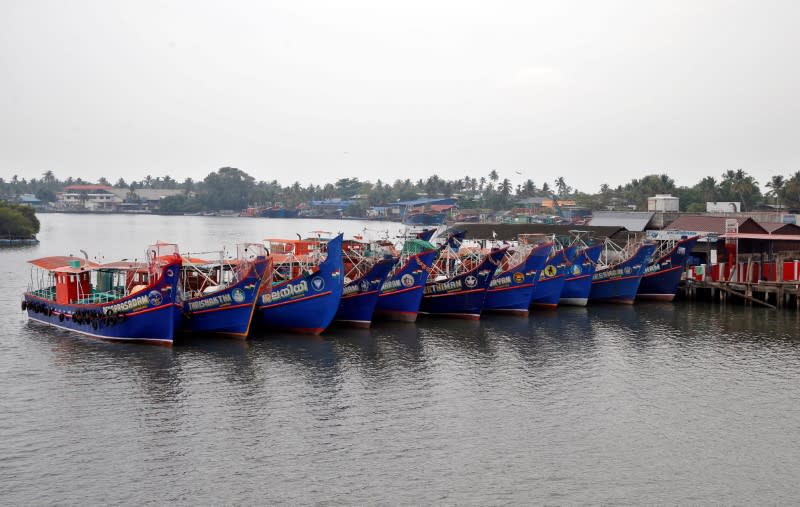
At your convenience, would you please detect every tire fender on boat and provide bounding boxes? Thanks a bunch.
[21,300,26,311]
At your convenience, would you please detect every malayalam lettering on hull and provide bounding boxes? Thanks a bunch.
[262,280,309,304]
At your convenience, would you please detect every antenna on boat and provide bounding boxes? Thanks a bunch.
[80,249,88,260]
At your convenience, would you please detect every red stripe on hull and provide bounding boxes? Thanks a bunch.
[530,303,558,309]
[26,317,173,346]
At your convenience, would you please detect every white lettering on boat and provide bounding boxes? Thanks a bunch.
[188,293,233,311]
[107,295,149,314]
[262,280,308,304]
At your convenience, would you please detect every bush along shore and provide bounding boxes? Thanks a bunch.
[0,202,40,244]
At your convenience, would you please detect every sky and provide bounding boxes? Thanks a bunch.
[1,0,799,193]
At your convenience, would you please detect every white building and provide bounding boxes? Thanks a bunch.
[647,194,679,212]
[56,185,122,211]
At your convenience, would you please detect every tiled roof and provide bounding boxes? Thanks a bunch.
[665,215,766,234]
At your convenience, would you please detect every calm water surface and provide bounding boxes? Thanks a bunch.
[2,214,800,504]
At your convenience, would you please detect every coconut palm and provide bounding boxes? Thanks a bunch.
[766,175,786,210]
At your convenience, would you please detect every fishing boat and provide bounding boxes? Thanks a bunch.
[637,235,699,301]
[373,238,438,322]
[419,235,507,319]
[559,242,603,306]
[483,240,554,315]
[403,209,446,226]
[180,244,272,338]
[526,235,571,308]
[589,240,658,304]
[256,233,344,334]
[334,239,399,327]
[22,242,183,345]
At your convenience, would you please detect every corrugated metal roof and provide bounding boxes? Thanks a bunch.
[589,211,655,231]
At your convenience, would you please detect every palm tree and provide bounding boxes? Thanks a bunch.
[554,177,571,198]
[489,170,499,183]
[766,175,786,210]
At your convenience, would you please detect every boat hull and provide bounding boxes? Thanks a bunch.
[334,257,397,327]
[590,243,657,304]
[637,237,699,301]
[23,261,183,345]
[530,248,570,308]
[484,242,553,314]
[419,249,505,319]
[256,235,344,334]
[560,244,603,306]
[181,258,269,338]
[374,250,438,322]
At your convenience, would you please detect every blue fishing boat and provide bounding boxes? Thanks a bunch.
[529,244,571,308]
[334,240,399,327]
[374,241,438,322]
[637,236,699,301]
[256,234,344,334]
[22,242,183,345]
[484,241,553,315]
[590,241,657,304]
[559,243,603,306]
[419,247,506,319]
[403,210,446,225]
[180,244,272,338]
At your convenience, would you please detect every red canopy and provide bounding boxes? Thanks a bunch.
[28,256,101,272]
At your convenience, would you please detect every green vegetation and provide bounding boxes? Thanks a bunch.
[0,166,793,216]
[0,202,40,238]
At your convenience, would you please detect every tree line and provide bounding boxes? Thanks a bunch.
[0,167,795,214]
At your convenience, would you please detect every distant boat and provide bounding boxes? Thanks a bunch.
[180,244,272,338]
[637,236,699,301]
[590,241,657,304]
[22,242,183,345]
[403,210,446,226]
[256,234,344,334]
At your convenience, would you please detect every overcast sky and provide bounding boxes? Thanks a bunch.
[1,0,798,192]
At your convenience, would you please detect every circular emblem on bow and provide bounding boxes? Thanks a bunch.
[148,290,163,307]
[311,276,325,291]
[232,288,246,303]
[513,272,525,283]
[465,275,478,288]
[401,274,415,288]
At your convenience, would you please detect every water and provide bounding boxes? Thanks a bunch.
[2,214,800,504]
